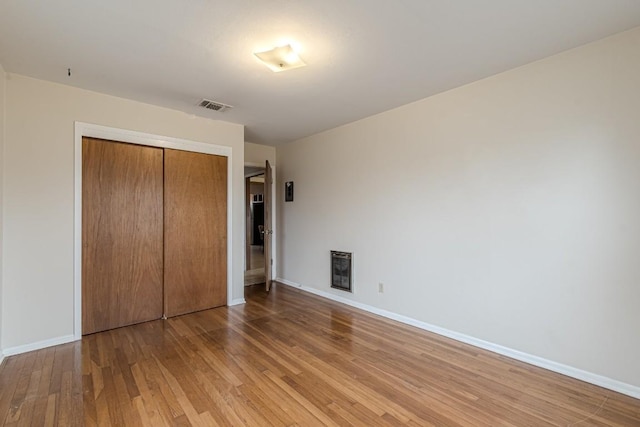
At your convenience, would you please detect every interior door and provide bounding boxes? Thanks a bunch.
[82,137,164,335]
[264,160,273,291]
[164,149,227,317]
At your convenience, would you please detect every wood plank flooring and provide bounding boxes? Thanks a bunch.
[1,283,639,426]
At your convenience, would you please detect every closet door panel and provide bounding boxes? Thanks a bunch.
[82,137,164,335]
[164,149,227,317]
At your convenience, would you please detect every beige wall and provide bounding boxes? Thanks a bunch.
[0,64,5,357]
[250,180,265,196]
[277,28,640,389]
[245,141,275,166]
[2,74,244,350]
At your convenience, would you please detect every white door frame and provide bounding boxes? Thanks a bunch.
[74,122,233,339]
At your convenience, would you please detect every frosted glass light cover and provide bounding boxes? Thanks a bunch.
[254,44,306,72]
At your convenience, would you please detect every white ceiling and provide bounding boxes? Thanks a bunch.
[2,1,640,146]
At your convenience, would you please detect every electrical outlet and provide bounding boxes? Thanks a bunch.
[378,282,384,293]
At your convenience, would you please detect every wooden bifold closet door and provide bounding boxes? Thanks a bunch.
[163,149,227,317]
[82,137,164,335]
[82,139,227,335]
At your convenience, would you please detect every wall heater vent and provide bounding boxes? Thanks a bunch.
[331,251,353,292]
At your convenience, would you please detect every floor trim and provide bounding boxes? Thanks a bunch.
[229,298,247,306]
[2,335,78,358]
[276,277,640,399]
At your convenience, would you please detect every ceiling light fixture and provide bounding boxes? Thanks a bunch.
[254,44,306,72]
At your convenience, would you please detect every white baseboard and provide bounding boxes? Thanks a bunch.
[276,277,640,400]
[2,335,78,358]
[229,298,246,306]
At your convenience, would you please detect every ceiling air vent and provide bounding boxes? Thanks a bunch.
[198,98,232,112]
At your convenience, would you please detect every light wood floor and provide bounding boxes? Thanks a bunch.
[248,245,265,270]
[1,283,639,426]
[245,245,265,286]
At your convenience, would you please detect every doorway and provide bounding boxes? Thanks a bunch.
[245,170,266,285]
